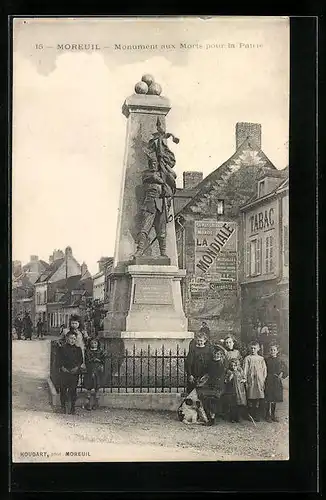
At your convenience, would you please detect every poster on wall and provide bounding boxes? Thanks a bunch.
[195,220,238,281]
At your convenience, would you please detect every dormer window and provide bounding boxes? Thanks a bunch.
[258,180,265,198]
[216,200,224,215]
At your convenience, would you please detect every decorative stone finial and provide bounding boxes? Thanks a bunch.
[147,82,162,95]
[141,74,155,86]
[134,74,162,96]
[134,81,148,94]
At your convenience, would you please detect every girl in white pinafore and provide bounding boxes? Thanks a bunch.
[243,340,267,422]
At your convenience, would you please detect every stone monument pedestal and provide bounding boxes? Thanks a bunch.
[100,76,193,396]
[103,264,193,354]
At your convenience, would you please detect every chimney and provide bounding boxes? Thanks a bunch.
[53,249,64,261]
[13,260,22,275]
[30,255,39,262]
[98,257,110,273]
[236,122,261,150]
[183,171,203,190]
[64,247,72,258]
[81,262,88,276]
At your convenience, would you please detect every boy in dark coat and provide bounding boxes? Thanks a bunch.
[264,343,288,422]
[84,338,106,410]
[185,332,213,394]
[57,330,83,414]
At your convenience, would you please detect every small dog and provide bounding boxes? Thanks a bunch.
[178,398,200,424]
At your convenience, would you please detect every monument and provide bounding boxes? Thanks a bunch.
[102,74,193,362]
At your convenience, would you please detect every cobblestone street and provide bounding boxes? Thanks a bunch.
[12,337,289,462]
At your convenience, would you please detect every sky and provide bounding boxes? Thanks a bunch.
[12,17,289,275]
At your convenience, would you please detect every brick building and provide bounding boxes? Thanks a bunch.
[12,256,49,324]
[239,171,289,352]
[173,122,284,343]
[46,269,93,335]
[34,246,84,330]
[92,257,113,304]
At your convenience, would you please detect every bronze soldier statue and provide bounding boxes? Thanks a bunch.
[134,119,179,258]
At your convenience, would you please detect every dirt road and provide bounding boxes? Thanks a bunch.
[12,337,289,462]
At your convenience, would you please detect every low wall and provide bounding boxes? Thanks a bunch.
[47,378,183,411]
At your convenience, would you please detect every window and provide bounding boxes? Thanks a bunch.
[44,290,47,303]
[258,180,265,198]
[283,225,289,266]
[216,200,224,215]
[265,235,274,273]
[246,238,262,277]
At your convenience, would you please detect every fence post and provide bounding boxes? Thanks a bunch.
[176,344,179,393]
[117,350,121,393]
[183,348,187,392]
[161,344,164,393]
[140,349,143,393]
[147,345,150,393]
[154,348,157,393]
[132,344,136,393]
[125,348,128,393]
[169,349,172,393]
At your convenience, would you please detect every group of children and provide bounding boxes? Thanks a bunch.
[56,315,106,414]
[179,331,288,426]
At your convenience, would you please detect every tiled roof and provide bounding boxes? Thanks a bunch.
[176,138,277,215]
[35,258,65,283]
[241,168,289,208]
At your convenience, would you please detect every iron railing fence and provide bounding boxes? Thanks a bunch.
[50,340,187,394]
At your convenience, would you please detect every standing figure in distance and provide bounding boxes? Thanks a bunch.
[14,314,23,340]
[36,317,44,340]
[23,312,33,340]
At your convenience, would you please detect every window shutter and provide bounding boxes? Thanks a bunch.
[270,235,274,271]
[265,236,270,273]
[283,225,289,266]
[246,242,250,277]
[257,238,262,274]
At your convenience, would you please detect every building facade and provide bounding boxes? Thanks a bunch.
[93,257,113,304]
[173,122,286,343]
[34,246,83,331]
[239,172,289,352]
[46,272,93,335]
[12,256,49,325]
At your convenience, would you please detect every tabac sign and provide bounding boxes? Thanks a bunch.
[195,220,237,281]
